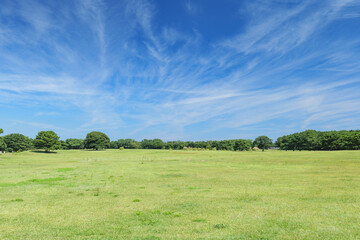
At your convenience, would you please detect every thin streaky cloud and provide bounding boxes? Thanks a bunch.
[0,0,359,140]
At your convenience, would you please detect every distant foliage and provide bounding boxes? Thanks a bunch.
[0,131,252,153]
[110,139,139,149]
[59,140,68,150]
[84,131,110,150]
[253,136,273,151]
[34,131,61,152]
[3,133,33,152]
[166,141,187,150]
[110,141,118,149]
[234,139,252,151]
[141,139,164,149]
[108,139,251,151]
[161,139,251,151]
[276,130,360,151]
[2,128,359,153]
[0,129,5,151]
[66,138,85,149]
[0,139,6,152]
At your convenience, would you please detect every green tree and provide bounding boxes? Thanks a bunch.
[0,129,6,152]
[110,140,119,149]
[116,139,139,149]
[0,139,6,152]
[3,133,33,152]
[84,131,110,150]
[166,141,186,150]
[141,139,164,149]
[253,136,273,151]
[301,130,319,150]
[234,139,252,151]
[66,138,84,149]
[34,131,60,152]
[275,130,360,151]
[59,140,69,150]
[129,141,140,149]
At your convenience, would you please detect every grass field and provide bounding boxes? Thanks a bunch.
[0,150,359,239]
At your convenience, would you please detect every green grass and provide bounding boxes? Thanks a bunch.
[0,149,359,239]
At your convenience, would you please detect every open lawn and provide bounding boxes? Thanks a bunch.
[0,150,359,239]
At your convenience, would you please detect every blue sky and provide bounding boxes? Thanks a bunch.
[0,0,360,141]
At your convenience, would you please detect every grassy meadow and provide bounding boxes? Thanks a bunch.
[0,149,359,239]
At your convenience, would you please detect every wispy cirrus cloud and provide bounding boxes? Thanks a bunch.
[184,0,198,16]
[0,0,359,140]
[13,120,65,131]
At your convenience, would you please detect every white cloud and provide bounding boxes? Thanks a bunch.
[34,112,60,117]
[0,0,359,139]
[184,0,198,16]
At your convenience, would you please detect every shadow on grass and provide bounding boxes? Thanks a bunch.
[30,150,58,154]
[82,149,107,151]
[30,149,108,153]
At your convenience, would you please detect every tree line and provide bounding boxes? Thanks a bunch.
[275,130,360,151]
[112,138,255,151]
[0,128,273,152]
[0,130,111,153]
[1,128,359,153]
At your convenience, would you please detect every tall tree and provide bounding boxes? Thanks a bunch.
[253,136,273,151]
[34,131,60,152]
[84,131,110,150]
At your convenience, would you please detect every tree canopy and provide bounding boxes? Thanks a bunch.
[66,138,85,149]
[110,139,139,149]
[3,133,32,152]
[0,129,6,152]
[34,131,60,152]
[1,128,360,153]
[141,139,164,149]
[253,136,273,151]
[276,130,360,151]
[84,131,110,150]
